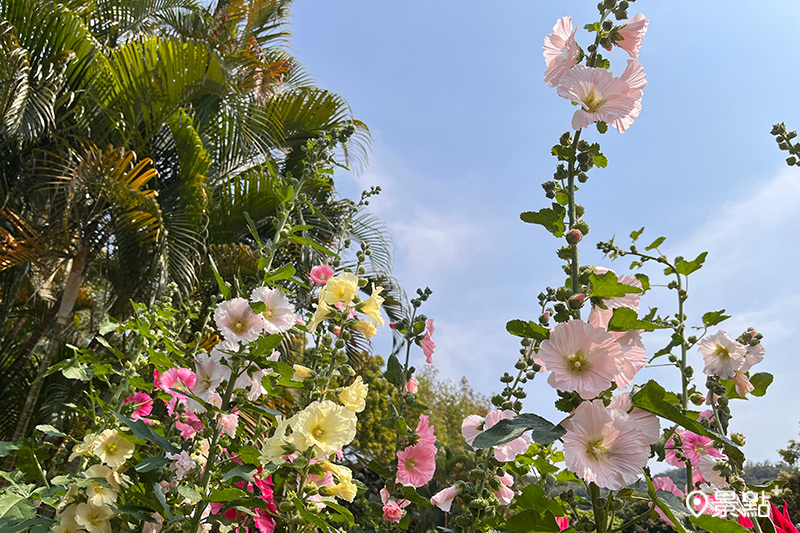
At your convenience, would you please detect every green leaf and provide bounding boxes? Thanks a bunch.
[367,460,392,478]
[113,412,179,454]
[749,372,773,397]
[35,425,67,438]
[384,354,404,387]
[515,484,564,515]
[506,320,549,341]
[266,264,296,282]
[295,498,333,532]
[635,273,650,292]
[588,271,642,299]
[208,487,251,502]
[505,510,561,533]
[555,192,569,206]
[645,236,666,251]
[289,235,336,256]
[237,446,262,465]
[690,514,752,533]
[208,255,231,299]
[60,359,93,381]
[472,413,565,449]
[631,381,737,448]
[630,227,645,241]
[134,456,168,473]
[607,307,669,332]
[401,486,433,508]
[0,442,19,457]
[702,310,731,328]
[154,483,181,522]
[520,205,567,238]
[596,121,608,134]
[324,500,355,526]
[673,252,708,276]
[592,153,608,168]
[176,484,202,503]
[222,464,257,482]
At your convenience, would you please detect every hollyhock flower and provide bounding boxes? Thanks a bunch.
[217,411,239,438]
[562,400,651,490]
[592,267,642,311]
[93,429,135,468]
[214,297,265,344]
[69,432,99,462]
[732,371,754,396]
[770,501,800,533]
[616,14,649,58]
[742,343,765,372]
[420,318,435,364]
[698,455,728,487]
[291,400,358,456]
[141,513,164,533]
[405,377,419,394]
[74,502,114,533]
[611,60,647,134]
[698,331,746,378]
[495,473,515,505]
[175,411,204,439]
[193,352,231,400]
[485,410,531,462]
[652,476,684,525]
[310,265,335,285]
[380,487,410,523]
[556,517,570,531]
[353,319,378,339]
[359,284,385,325]
[339,376,369,413]
[319,272,359,305]
[166,450,197,481]
[307,301,335,332]
[543,16,579,87]
[123,391,153,421]
[246,368,268,401]
[292,364,313,381]
[85,464,119,506]
[53,505,81,533]
[254,508,276,533]
[557,66,636,133]
[262,416,292,459]
[431,485,461,512]
[396,442,437,487]
[609,392,660,444]
[159,367,197,415]
[681,431,724,468]
[416,415,437,446]
[250,286,296,334]
[462,414,484,446]
[587,306,646,390]
[537,319,623,399]
[210,338,239,362]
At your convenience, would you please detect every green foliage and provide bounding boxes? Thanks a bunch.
[520,205,567,238]
[472,414,565,449]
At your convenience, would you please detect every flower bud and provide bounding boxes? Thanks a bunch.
[566,229,583,245]
[732,433,746,446]
[568,293,586,309]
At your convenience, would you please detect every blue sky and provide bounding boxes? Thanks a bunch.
[290,1,800,464]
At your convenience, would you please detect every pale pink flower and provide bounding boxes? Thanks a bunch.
[310,265,334,285]
[123,392,153,421]
[247,369,269,401]
[420,319,435,364]
[380,487,410,523]
[396,442,436,487]
[741,343,765,372]
[175,411,204,439]
[431,485,461,512]
[214,297,265,344]
[562,400,651,490]
[543,16,580,87]
[210,338,238,362]
[698,331,746,378]
[166,450,197,481]
[652,476,684,525]
[537,319,623,399]
[142,513,164,533]
[217,411,239,438]
[610,60,647,134]
[416,415,437,446]
[193,352,231,400]
[405,377,419,394]
[698,455,728,488]
[616,14,649,58]
[250,287,296,334]
[732,371,754,396]
[485,410,531,462]
[587,306,646,390]
[461,414,484,446]
[495,473,515,505]
[609,392,660,445]
[681,431,723,468]
[557,66,636,133]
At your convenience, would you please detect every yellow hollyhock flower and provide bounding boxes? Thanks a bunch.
[338,376,369,413]
[358,284,385,326]
[74,502,114,533]
[292,364,313,381]
[69,432,99,462]
[291,400,357,456]
[93,429,134,468]
[353,320,377,339]
[84,464,119,506]
[307,300,334,332]
[329,477,358,502]
[319,272,359,305]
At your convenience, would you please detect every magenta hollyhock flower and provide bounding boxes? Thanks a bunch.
[562,400,652,490]
[537,319,623,399]
[698,330,746,378]
[431,485,461,512]
[681,431,724,468]
[616,14,649,58]
[213,297,265,345]
[250,286,296,334]
[396,442,436,487]
[309,265,334,285]
[557,66,636,133]
[769,502,800,533]
[159,367,196,415]
[175,411,204,439]
[556,517,570,531]
[123,392,153,421]
[543,16,580,87]
[420,319,435,363]
[416,415,437,446]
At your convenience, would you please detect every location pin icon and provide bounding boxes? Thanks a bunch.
[686,490,709,518]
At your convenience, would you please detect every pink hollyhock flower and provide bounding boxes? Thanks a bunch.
[405,377,419,394]
[543,16,580,87]
[420,319,435,364]
[431,485,461,512]
[587,306,647,391]
[731,371,754,396]
[592,267,642,311]
[557,66,636,133]
[537,319,623,399]
[193,352,231,401]
[556,517,570,531]
[250,287,296,335]
[217,411,239,438]
[616,14,649,58]
[123,392,153,421]
[562,400,651,490]
[380,487,410,523]
[254,508,276,533]
[651,476,684,525]
[609,392,660,444]
[610,60,647,134]
[159,368,196,415]
[310,265,334,285]
[681,431,724,468]
[495,473,514,505]
[416,415,437,446]
[697,330,746,378]
[485,410,531,462]
[461,414,484,446]
[213,297,265,345]
[175,411,204,439]
[742,343,765,372]
[396,442,436,487]
[166,451,196,481]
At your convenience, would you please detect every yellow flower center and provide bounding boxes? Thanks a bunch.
[586,438,608,461]
[567,351,589,374]
[313,426,325,439]
[405,457,418,471]
[713,344,730,360]
[106,442,118,454]
[233,320,247,333]
[583,89,606,113]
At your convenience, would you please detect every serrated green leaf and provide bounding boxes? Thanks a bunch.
[592,153,608,168]
[35,425,67,438]
[60,359,93,381]
[630,227,645,241]
[266,263,296,282]
[702,310,731,328]
[634,273,650,292]
[607,307,669,332]
[645,236,666,251]
[588,272,642,299]
[673,252,708,276]
[506,320,549,341]
[289,236,336,256]
[176,484,202,503]
[384,354,404,387]
[505,510,561,533]
[114,412,179,454]
[520,206,566,238]
[222,464,257,483]
[472,413,565,449]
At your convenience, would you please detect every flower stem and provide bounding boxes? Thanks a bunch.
[567,129,583,316]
